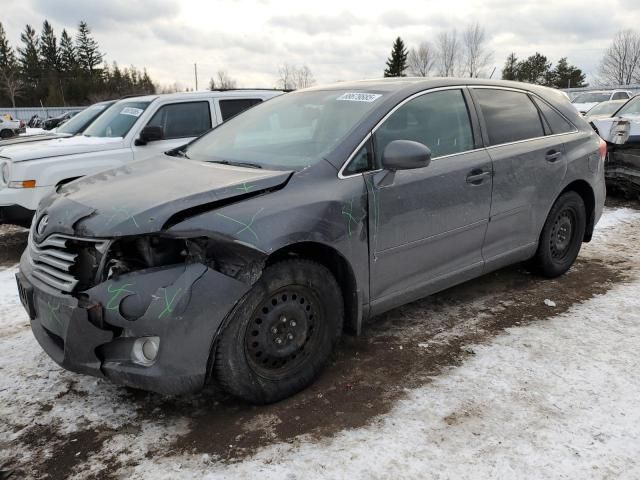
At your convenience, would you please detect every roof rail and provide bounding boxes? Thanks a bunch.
[208,88,293,92]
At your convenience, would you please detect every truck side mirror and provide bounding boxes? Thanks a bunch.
[136,125,164,145]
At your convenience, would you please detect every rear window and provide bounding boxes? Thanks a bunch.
[219,99,262,121]
[474,89,544,146]
[532,97,574,134]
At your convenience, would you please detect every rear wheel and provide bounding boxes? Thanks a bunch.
[0,130,13,139]
[531,191,586,278]
[215,259,343,404]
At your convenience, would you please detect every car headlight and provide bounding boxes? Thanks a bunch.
[1,162,9,184]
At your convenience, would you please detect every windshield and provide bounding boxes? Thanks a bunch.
[185,90,384,169]
[83,101,151,138]
[616,97,640,117]
[586,101,624,117]
[57,104,110,135]
[572,92,610,104]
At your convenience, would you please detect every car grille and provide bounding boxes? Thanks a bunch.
[28,232,108,293]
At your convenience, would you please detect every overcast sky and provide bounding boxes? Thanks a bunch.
[3,0,637,89]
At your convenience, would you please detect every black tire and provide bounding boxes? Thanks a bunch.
[215,259,343,404]
[0,130,12,139]
[531,191,586,278]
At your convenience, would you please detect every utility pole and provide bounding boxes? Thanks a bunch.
[194,63,198,91]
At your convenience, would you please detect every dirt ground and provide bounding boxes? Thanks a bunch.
[1,196,639,479]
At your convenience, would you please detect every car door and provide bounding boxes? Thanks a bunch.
[365,88,493,307]
[470,87,569,268]
[132,100,214,161]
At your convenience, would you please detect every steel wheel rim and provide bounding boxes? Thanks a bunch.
[550,208,576,260]
[244,286,321,379]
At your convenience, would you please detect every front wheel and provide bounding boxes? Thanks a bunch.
[215,259,343,404]
[531,191,586,278]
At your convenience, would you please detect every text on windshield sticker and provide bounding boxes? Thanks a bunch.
[120,107,143,117]
[337,93,382,102]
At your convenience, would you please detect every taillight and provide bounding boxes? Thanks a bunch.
[598,137,607,162]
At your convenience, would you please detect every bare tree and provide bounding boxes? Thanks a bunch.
[408,42,436,77]
[599,30,640,86]
[462,22,493,78]
[293,65,316,89]
[436,29,460,77]
[277,64,316,89]
[0,69,23,108]
[209,70,237,90]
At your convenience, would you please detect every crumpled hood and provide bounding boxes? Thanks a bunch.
[36,155,293,238]
[592,115,640,144]
[0,135,124,162]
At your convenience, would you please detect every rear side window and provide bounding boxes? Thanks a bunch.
[532,97,574,134]
[219,99,262,121]
[474,89,544,146]
[612,92,629,100]
[147,101,211,139]
[373,89,474,162]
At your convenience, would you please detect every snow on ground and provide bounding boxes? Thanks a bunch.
[1,206,640,479]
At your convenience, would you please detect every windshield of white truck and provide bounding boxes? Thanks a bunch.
[83,101,151,138]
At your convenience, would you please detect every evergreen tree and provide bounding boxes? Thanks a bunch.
[384,37,408,77]
[76,21,103,74]
[548,57,587,88]
[39,20,58,71]
[59,29,77,73]
[502,53,519,80]
[516,52,551,85]
[0,22,22,107]
[17,24,40,97]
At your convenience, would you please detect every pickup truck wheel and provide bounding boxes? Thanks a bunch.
[215,259,343,404]
[531,191,586,278]
[0,130,13,139]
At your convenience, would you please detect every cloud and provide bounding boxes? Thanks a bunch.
[268,12,358,35]
[30,0,180,28]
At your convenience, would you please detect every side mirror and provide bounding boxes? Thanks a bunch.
[382,140,432,171]
[137,125,164,145]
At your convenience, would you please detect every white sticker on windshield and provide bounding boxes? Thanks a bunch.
[120,107,143,117]
[337,92,382,102]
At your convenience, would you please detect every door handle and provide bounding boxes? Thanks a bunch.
[466,170,491,185]
[545,150,562,162]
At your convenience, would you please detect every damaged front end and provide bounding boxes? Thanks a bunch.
[17,229,266,395]
[591,117,640,198]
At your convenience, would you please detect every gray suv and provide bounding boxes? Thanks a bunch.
[17,79,606,404]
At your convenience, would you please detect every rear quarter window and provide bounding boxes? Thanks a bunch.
[474,89,545,146]
[532,97,575,134]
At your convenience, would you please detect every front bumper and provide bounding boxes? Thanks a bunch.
[18,250,249,395]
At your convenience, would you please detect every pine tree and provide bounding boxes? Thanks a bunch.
[0,22,22,107]
[59,29,77,73]
[502,53,519,80]
[76,21,103,74]
[517,52,551,85]
[17,24,40,94]
[548,57,587,89]
[384,37,408,77]
[39,20,59,71]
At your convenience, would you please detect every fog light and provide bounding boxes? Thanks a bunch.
[131,336,160,366]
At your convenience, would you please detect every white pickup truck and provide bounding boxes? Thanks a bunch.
[0,90,283,225]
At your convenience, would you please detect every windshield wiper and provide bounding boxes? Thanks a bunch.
[209,160,262,169]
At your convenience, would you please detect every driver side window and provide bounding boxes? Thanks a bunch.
[146,101,212,140]
[373,89,474,165]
